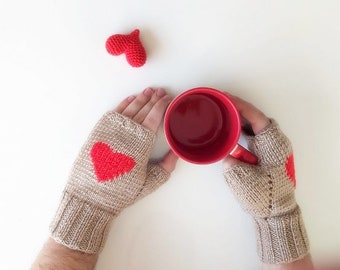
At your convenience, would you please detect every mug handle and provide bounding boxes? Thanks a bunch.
[230,144,258,165]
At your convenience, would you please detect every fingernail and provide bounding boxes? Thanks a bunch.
[156,88,166,97]
[143,88,154,96]
[127,95,136,102]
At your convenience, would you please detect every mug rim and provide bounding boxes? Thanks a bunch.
[164,87,241,164]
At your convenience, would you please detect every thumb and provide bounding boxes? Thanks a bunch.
[135,151,178,201]
[159,150,179,173]
[223,155,242,169]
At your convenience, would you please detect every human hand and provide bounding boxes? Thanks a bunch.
[223,94,309,264]
[50,88,178,254]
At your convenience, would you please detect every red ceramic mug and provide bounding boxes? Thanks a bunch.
[164,87,258,165]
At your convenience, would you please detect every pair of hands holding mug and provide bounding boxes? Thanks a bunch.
[50,88,309,264]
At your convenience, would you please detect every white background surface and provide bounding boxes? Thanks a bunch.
[1,0,340,269]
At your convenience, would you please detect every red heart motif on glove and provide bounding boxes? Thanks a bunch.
[105,29,147,67]
[285,154,296,187]
[90,142,136,182]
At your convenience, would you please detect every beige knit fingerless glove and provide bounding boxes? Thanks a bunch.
[50,112,170,253]
[223,120,309,264]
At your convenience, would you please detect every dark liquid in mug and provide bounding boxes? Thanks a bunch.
[168,94,231,162]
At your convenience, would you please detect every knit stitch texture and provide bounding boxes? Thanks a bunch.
[50,112,170,253]
[224,120,309,264]
[106,29,147,67]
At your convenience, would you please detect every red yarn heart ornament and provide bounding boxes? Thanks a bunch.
[285,154,296,187]
[90,142,136,182]
[105,29,147,67]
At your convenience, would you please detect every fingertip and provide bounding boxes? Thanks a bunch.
[160,150,179,173]
[143,87,154,97]
[156,88,166,97]
[168,150,179,161]
[114,95,136,113]
[127,95,136,102]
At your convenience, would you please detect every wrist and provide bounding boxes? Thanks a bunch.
[50,191,113,254]
[254,207,309,264]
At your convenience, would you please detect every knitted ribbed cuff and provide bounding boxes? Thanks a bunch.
[254,207,309,264]
[50,191,113,254]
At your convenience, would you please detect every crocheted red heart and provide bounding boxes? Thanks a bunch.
[285,154,296,187]
[106,29,147,67]
[90,142,136,182]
